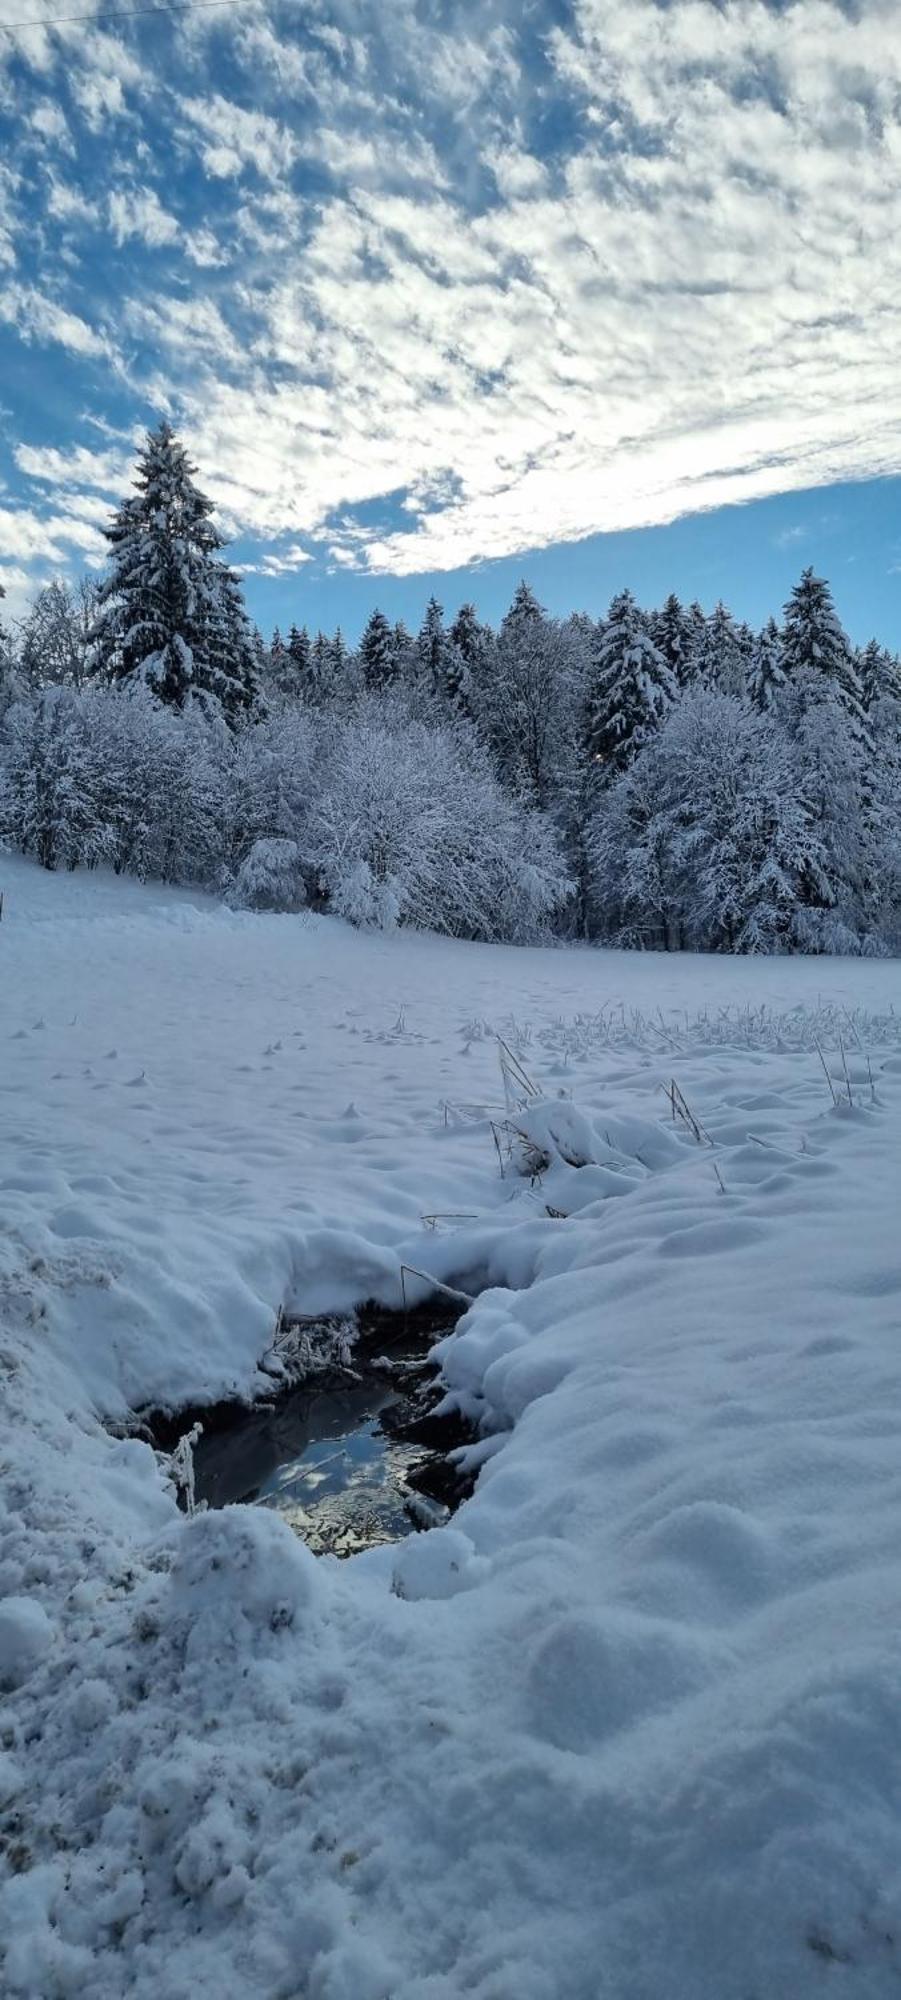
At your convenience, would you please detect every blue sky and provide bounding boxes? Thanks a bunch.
[1,0,900,645]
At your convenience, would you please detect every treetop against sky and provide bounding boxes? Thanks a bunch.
[1,0,900,640]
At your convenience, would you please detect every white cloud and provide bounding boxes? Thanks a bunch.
[0,283,107,357]
[179,94,296,181]
[0,504,104,563]
[242,543,313,575]
[108,186,180,249]
[70,71,128,132]
[6,0,901,581]
[46,178,97,225]
[31,101,74,151]
[14,442,129,491]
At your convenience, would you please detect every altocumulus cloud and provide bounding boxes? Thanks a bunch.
[2,0,901,606]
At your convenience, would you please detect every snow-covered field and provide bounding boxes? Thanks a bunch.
[3,852,901,1998]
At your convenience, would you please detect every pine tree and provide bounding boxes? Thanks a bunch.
[858,638,901,710]
[781,569,865,722]
[330,628,349,696]
[288,624,312,680]
[700,601,745,696]
[206,558,259,718]
[585,590,677,774]
[0,579,17,713]
[392,621,417,684]
[684,602,709,683]
[311,631,332,701]
[652,593,693,686]
[747,617,785,710]
[503,580,543,633]
[481,583,575,806]
[417,595,450,694]
[359,609,396,691]
[447,602,490,709]
[92,420,256,721]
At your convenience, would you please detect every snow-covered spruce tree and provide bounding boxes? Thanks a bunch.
[392,620,418,687]
[0,580,19,714]
[307,631,330,701]
[857,638,901,712]
[331,629,350,696]
[208,558,260,716]
[0,685,107,872]
[288,624,312,685]
[264,624,308,701]
[473,582,579,809]
[867,676,901,946]
[359,609,397,691]
[266,626,290,692]
[417,596,453,697]
[778,667,878,949]
[305,629,355,706]
[651,593,694,687]
[698,601,747,696]
[91,421,257,722]
[747,617,786,710]
[447,601,491,711]
[781,568,865,725]
[584,590,676,777]
[589,690,828,952]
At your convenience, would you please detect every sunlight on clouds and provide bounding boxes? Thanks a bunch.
[4,0,901,584]
[0,283,107,357]
[13,442,130,491]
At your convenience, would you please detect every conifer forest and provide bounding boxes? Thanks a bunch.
[2,421,898,955]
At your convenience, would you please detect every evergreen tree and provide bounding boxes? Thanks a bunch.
[585,590,676,774]
[417,595,451,694]
[207,559,259,718]
[700,601,746,696]
[781,569,865,722]
[449,602,486,665]
[359,609,396,690]
[330,628,350,698]
[780,667,874,945]
[857,638,901,711]
[263,626,293,700]
[747,617,785,710]
[447,602,491,709]
[477,583,575,807]
[0,579,17,713]
[92,420,256,721]
[288,624,312,680]
[684,602,709,683]
[392,620,417,684]
[311,630,332,702]
[652,593,693,686]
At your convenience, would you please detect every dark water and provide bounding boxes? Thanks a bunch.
[186,1303,475,1558]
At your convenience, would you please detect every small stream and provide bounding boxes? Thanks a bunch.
[145,1299,478,1559]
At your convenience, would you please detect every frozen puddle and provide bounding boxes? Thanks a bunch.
[158,1301,476,1559]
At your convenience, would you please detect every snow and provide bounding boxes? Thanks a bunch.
[3,852,901,1995]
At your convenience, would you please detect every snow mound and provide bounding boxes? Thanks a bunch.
[0,1597,53,1688]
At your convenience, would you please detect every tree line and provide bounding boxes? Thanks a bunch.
[1,421,899,953]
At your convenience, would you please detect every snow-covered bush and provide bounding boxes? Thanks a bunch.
[308,695,572,939]
[226,837,307,913]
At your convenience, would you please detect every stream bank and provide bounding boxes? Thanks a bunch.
[140,1296,479,1557]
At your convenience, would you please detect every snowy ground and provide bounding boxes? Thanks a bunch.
[3,853,901,1997]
